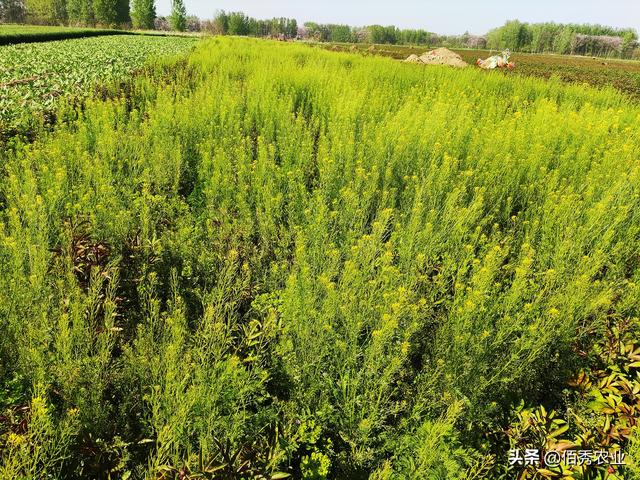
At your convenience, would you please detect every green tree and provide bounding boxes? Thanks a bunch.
[368,25,398,44]
[130,0,154,29]
[554,25,575,54]
[621,30,638,57]
[227,11,248,35]
[1,0,22,21]
[487,20,531,51]
[329,24,353,43]
[93,0,117,25]
[67,0,100,25]
[169,0,185,31]
[115,0,129,24]
[0,0,26,22]
[24,0,65,24]
[288,18,297,38]
[485,20,635,57]
[210,9,228,34]
[66,0,83,24]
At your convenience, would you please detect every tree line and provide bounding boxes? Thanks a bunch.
[203,11,298,38]
[206,12,485,48]
[206,12,638,58]
[2,3,638,58]
[487,20,638,57]
[300,20,638,58]
[0,0,189,31]
[207,12,638,59]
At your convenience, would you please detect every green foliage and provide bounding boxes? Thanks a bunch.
[504,318,640,479]
[397,28,432,45]
[209,11,637,58]
[87,0,128,26]
[370,402,485,479]
[628,428,640,478]
[0,0,26,22]
[0,385,80,478]
[115,0,128,24]
[0,23,123,44]
[0,35,196,139]
[226,11,249,35]
[486,20,531,51]
[24,0,66,24]
[210,11,298,39]
[0,36,640,478]
[66,0,92,24]
[487,20,639,58]
[130,0,154,29]
[304,22,432,46]
[301,451,331,479]
[168,0,185,32]
[9,0,131,26]
[368,24,400,44]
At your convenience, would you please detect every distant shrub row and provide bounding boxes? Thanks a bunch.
[0,25,131,45]
[0,0,189,33]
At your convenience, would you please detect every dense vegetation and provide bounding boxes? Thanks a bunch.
[129,0,153,29]
[167,0,185,32]
[1,36,639,479]
[487,20,639,58]
[0,34,196,140]
[0,0,158,29]
[205,10,298,39]
[0,0,25,22]
[22,0,131,26]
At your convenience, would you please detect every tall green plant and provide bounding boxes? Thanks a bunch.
[130,0,154,29]
[169,0,186,32]
[0,36,639,479]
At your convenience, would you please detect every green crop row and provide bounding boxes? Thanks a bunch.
[0,37,639,479]
[0,34,197,141]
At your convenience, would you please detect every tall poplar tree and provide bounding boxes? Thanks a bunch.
[93,0,116,25]
[66,0,87,24]
[115,0,128,24]
[130,0,154,29]
[169,0,185,31]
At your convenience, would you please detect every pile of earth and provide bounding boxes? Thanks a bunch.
[404,48,468,68]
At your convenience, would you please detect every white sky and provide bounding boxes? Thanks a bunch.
[155,0,639,35]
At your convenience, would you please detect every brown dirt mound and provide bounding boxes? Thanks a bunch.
[404,48,468,68]
[404,54,422,64]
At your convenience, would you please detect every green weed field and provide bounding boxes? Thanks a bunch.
[1,37,639,479]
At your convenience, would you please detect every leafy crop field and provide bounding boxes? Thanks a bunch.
[0,24,129,45]
[1,37,640,479]
[0,35,197,140]
[325,43,640,99]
